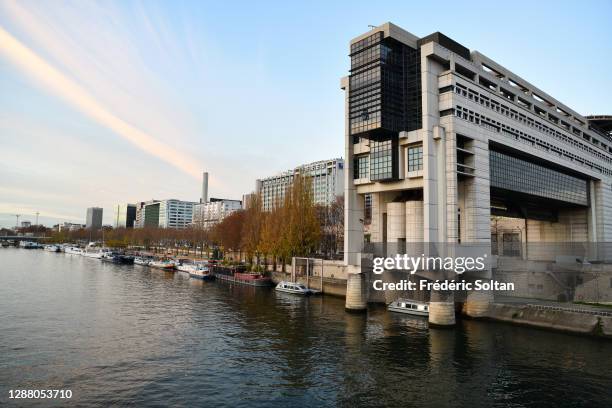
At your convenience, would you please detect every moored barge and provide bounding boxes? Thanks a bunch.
[213,266,272,287]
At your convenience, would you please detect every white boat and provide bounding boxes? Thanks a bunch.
[178,263,214,280]
[82,247,111,259]
[44,244,61,252]
[149,260,176,270]
[20,241,41,249]
[175,262,192,273]
[387,299,429,316]
[134,257,152,266]
[275,281,318,296]
[65,246,83,255]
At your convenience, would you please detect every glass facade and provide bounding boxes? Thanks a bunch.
[370,138,395,181]
[407,145,423,171]
[353,155,369,179]
[348,32,421,139]
[490,150,588,206]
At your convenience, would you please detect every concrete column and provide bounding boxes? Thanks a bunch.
[463,290,493,318]
[421,52,443,243]
[341,77,364,266]
[587,180,598,243]
[463,139,491,244]
[345,266,367,312]
[429,290,455,326]
[387,202,406,242]
[370,192,384,243]
[405,200,424,242]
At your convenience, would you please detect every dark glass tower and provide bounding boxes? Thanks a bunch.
[349,31,421,181]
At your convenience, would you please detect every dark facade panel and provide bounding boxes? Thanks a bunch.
[348,32,422,140]
[490,150,588,206]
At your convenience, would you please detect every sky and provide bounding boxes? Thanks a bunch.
[0,0,611,228]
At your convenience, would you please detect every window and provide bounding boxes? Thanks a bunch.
[353,155,369,179]
[370,139,395,180]
[407,145,423,171]
[364,194,372,224]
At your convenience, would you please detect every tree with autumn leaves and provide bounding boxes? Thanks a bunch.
[212,174,321,269]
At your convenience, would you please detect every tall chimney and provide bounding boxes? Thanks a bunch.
[201,172,209,203]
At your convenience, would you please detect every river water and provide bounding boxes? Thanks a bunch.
[1,248,611,407]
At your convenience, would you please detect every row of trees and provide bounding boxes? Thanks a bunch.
[8,176,344,264]
[211,175,343,268]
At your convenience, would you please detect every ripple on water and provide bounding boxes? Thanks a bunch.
[1,248,612,407]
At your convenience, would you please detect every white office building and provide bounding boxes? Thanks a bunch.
[341,22,612,322]
[157,199,197,229]
[192,198,242,229]
[257,158,345,211]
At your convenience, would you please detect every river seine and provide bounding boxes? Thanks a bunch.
[1,248,611,407]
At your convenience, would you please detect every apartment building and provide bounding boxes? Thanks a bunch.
[257,158,345,211]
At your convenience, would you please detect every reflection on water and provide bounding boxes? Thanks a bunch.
[1,248,611,407]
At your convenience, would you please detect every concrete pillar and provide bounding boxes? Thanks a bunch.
[341,77,364,266]
[429,290,455,326]
[463,290,493,318]
[345,269,367,312]
[406,200,424,242]
[387,202,406,242]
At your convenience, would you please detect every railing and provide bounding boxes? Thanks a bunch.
[526,303,612,317]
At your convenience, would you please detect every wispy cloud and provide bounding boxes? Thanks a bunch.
[0,24,203,179]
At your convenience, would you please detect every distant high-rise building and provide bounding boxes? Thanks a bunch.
[113,204,137,228]
[85,207,103,230]
[241,193,256,209]
[136,199,196,229]
[192,198,242,229]
[257,158,345,211]
[135,200,158,228]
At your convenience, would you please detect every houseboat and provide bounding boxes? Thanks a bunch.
[44,244,61,252]
[213,266,272,286]
[101,252,134,264]
[182,263,214,280]
[83,246,111,259]
[134,256,153,266]
[149,259,176,270]
[64,246,83,255]
[387,299,430,316]
[20,241,41,249]
[275,281,319,296]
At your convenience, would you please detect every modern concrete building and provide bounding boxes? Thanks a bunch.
[341,23,612,322]
[57,222,85,232]
[241,193,256,210]
[135,200,158,228]
[157,199,197,229]
[257,158,345,211]
[191,171,242,229]
[192,198,242,229]
[113,203,137,228]
[85,207,103,230]
[134,199,195,229]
